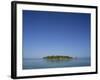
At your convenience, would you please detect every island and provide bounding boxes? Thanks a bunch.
[43,55,73,61]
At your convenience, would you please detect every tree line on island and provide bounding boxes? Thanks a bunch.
[43,55,73,60]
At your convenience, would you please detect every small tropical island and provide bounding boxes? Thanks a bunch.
[43,55,73,61]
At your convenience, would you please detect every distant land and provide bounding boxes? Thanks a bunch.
[43,55,73,61]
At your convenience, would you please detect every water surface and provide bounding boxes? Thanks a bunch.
[23,58,90,69]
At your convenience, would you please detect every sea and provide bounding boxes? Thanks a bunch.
[23,57,90,69]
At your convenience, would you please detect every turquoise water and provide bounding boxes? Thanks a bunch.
[23,58,90,69]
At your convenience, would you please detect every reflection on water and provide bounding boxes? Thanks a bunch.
[23,58,90,69]
[45,59,72,63]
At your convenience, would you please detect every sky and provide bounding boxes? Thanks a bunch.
[23,10,90,58]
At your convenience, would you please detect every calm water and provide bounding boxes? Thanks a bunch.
[23,58,90,69]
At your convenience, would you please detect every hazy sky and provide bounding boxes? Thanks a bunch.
[23,10,90,58]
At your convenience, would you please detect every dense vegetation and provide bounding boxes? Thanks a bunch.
[43,55,73,60]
